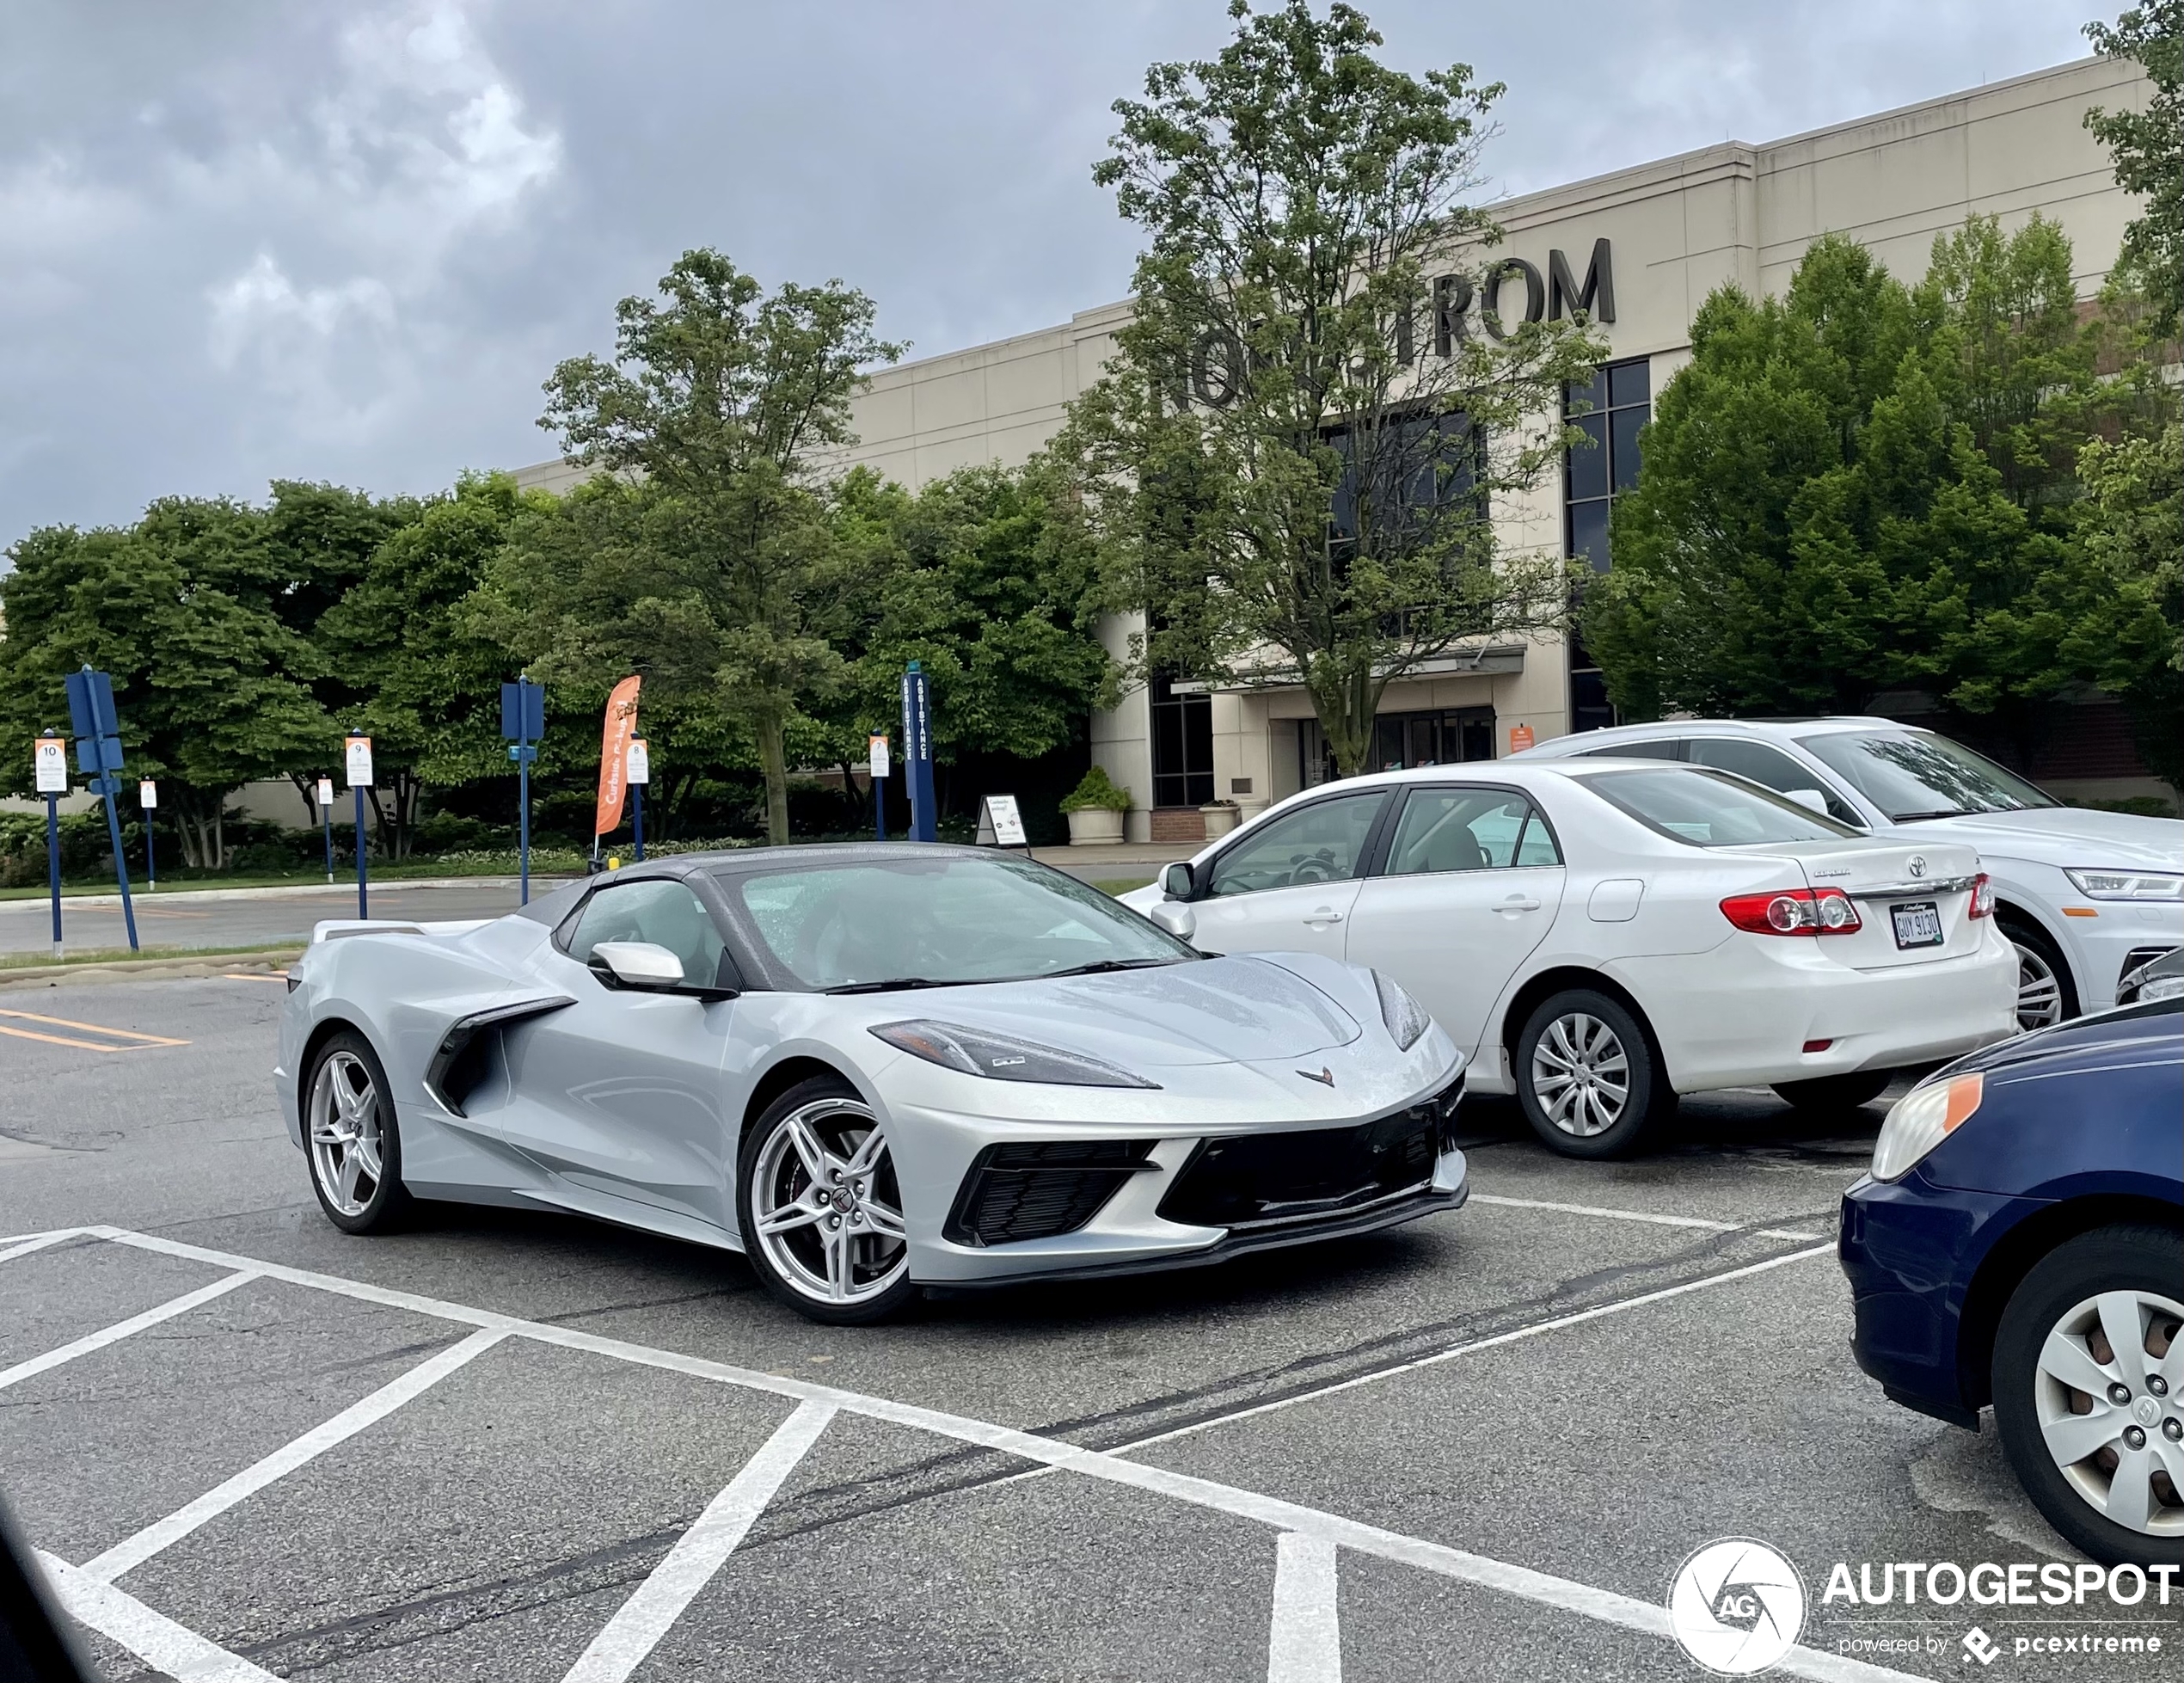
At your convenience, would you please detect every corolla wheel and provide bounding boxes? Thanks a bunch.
[1994,1225,2184,1565]
[747,1091,910,1316]
[304,1033,408,1233]
[1530,1011,1631,1138]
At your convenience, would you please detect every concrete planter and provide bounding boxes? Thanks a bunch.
[1199,802,1242,838]
[1064,808,1126,845]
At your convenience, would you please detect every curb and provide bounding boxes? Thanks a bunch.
[8,875,578,912]
[0,949,304,992]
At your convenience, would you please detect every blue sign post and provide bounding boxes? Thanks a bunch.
[345,733,372,919]
[901,663,937,844]
[64,666,138,952]
[501,678,544,905]
[34,733,67,960]
[317,777,334,881]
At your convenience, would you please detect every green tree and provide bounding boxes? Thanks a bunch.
[1052,0,1604,776]
[2065,422,2184,786]
[2086,1,2184,335]
[532,249,902,844]
[316,475,531,857]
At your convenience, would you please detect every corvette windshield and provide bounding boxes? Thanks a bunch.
[1794,730,2058,819]
[1584,767,1859,847]
[727,856,1194,990]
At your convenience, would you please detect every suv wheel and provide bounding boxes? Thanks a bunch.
[2001,918,2077,1032]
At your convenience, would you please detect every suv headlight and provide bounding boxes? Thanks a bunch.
[1373,971,1433,1051]
[2064,869,2184,901]
[1871,1071,1985,1182]
[869,1020,1158,1088]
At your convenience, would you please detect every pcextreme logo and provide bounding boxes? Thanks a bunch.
[1666,1538,1807,1675]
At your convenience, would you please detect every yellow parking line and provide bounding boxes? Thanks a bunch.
[220,974,289,986]
[0,1010,188,1052]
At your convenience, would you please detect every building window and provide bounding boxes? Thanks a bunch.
[1563,358,1649,572]
[1566,627,1617,735]
[1150,673,1213,808]
[1298,706,1494,789]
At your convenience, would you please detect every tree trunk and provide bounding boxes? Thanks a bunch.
[755,708,790,845]
[285,772,321,828]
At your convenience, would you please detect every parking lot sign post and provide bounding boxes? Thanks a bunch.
[501,677,544,905]
[900,663,937,844]
[346,734,372,919]
[64,666,138,952]
[868,733,890,841]
[34,732,67,958]
[139,779,157,888]
[316,777,334,881]
[626,738,648,862]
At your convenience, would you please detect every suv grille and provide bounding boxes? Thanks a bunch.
[1157,1102,1444,1232]
[944,1140,1156,1247]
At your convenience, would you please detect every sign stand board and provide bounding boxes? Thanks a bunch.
[345,734,373,918]
[868,733,891,841]
[626,738,649,862]
[138,779,157,889]
[900,663,937,844]
[316,777,335,881]
[974,795,1032,854]
[34,733,67,959]
[64,666,138,952]
[500,678,544,904]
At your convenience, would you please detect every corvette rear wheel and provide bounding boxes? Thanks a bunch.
[304,1031,411,1234]
[1514,989,1668,1159]
[739,1078,913,1325]
[1992,1225,2184,1566]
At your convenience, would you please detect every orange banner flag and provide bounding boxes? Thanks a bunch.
[594,674,641,837]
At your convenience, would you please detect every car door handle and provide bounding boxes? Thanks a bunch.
[1498,895,1542,912]
[1302,908,1345,925]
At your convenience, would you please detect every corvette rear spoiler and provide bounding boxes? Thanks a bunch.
[312,920,493,943]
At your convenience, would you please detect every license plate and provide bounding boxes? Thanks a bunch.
[1891,901,1943,949]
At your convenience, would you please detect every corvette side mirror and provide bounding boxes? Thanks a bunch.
[1147,900,1197,943]
[589,941,684,992]
[1160,862,1195,901]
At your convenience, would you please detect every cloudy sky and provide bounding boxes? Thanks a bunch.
[0,0,2102,544]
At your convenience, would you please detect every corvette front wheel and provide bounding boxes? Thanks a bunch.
[738,1078,914,1325]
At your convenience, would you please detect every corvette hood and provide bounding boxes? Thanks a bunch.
[1903,806,2183,869]
[856,955,1363,1068]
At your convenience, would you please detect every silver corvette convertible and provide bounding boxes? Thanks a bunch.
[277,845,1469,1323]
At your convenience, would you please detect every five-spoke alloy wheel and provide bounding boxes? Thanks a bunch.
[739,1077,913,1324]
[1514,988,1668,1159]
[304,1030,410,1233]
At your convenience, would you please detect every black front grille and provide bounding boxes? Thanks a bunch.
[1157,1103,1443,1232]
[945,1140,1156,1247]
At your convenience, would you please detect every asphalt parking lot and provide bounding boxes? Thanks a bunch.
[1,974,2174,1681]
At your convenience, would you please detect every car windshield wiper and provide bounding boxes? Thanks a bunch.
[1038,957,1185,980]
[1890,808,1978,821]
[819,976,962,995]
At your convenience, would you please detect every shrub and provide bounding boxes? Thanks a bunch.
[1058,765,1132,813]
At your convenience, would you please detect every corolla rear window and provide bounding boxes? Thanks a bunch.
[1794,730,2058,820]
[725,856,1193,991]
[1583,768,1860,847]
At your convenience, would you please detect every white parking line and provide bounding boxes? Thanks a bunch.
[56,1227,1916,1683]
[561,1399,837,1683]
[40,1550,279,1682]
[1467,1192,1826,1244]
[83,1327,508,1583]
[1267,1533,1342,1682]
[0,1269,258,1391]
[0,1231,77,1263]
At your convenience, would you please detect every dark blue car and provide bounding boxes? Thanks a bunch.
[1841,995,2183,1566]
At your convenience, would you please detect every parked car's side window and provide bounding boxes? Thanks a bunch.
[1579,739,1681,760]
[1684,739,1863,826]
[1384,789,1560,874]
[567,878,729,987]
[1205,792,1390,898]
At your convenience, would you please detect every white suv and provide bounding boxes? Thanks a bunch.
[1514,718,2181,1029]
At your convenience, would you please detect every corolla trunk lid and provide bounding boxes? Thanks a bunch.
[897,955,1363,1067]
[1745,838,1986,968]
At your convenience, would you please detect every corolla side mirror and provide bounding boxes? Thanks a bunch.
[589,941,685,992]
[1147,900,1197,943]
[1785,789,1830,816]
[1160,862,1195,900]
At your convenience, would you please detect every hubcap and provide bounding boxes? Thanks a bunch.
[2033,1288,2184,1536]
[752,1098,908,1305]
[1530,1012,1631,1138]
[308,1050,385,1218]
[2014,943,2063,1032]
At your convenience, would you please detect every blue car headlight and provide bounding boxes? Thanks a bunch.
[1871,1071,1985,1182]
[869,1020,1159,1088]
[1373,971,1433,1052]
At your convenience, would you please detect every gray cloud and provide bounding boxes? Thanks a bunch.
[0,0,2100,542]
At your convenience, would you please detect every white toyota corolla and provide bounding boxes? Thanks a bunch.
[1122,760,2020,1157]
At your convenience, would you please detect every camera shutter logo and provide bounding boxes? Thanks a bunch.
[1666,1538,1806,1675]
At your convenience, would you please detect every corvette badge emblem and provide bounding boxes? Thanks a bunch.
[1298,1066,1335,1086]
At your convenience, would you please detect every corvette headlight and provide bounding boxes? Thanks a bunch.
[2064,869,2184,901]
[1373,971,1433,1052]
[868,1020,1158,1089]
[1871,1071,1985,1182]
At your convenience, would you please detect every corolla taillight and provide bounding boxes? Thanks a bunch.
[1719,888,1863,936]
[1969,873,1995,918]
